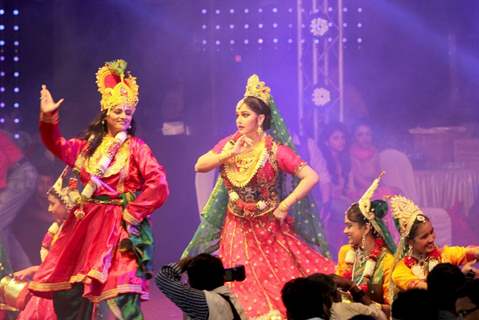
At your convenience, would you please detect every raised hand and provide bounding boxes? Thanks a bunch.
[231,135,254,156]
[40,84,64,113]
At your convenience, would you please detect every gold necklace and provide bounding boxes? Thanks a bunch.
[224,137,267,188]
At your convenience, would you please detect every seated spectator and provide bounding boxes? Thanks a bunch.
[391,289,437,320]
[314,122,352,207]
[456,279,479,320]
[155,253,247,320]
[310,123,353,258]
[281,277,331,320]
[308,274,387,320]
[349,121,400,240]
[349,121,380,197]
[427,263,466,320]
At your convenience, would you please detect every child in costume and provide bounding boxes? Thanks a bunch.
[336,173,396,316]
[390,194,479,291]
[14,168,71,320]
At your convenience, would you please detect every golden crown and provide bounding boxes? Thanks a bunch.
[243,74,271,105]
[389,194,425,238]
[96,59,139,112]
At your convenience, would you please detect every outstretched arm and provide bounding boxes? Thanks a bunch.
[39,85,85,165]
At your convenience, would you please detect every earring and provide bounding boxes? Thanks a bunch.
[360,233,366,251]
[257,126,264,136]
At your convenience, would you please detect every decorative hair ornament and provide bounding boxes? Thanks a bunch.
[48,167,82,211]
[236,74,272,109]
[358,171,385,221]
[96,59,139,113]
[352,171,393,246]
[389,194,426,239]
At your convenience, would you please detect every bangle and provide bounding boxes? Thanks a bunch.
[218,151,233,163]
[278,201,289,211]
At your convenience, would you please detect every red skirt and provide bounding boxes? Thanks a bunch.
[17,295,56,320]
[29,202,148,302]
[219,211,335,319]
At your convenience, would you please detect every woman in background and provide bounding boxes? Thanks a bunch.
[310,122,353,258]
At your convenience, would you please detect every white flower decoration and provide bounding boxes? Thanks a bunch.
[256,200,267,210]
[411,265,427,280]
[363,260,377,277]
[312,87,331,106]
[229,191,240,202]
[428,260,439,272]
[310,17,329,37]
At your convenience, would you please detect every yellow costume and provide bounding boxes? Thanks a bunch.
[392,246,470,291]
[390,194,477,291]
[337,244,395,304]
[336,172,397,305]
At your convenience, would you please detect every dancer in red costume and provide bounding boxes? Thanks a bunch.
[14,169,72,320]
[184,75,334,319]
[29,59,169,319]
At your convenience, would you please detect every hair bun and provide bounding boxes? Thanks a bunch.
[371,200,388,219]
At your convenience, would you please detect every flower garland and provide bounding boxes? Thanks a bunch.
[82,131,127,198]
[40,221,62,261]
[73,132,128,219]
[344,238,385,293]
[403,247,441,280]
